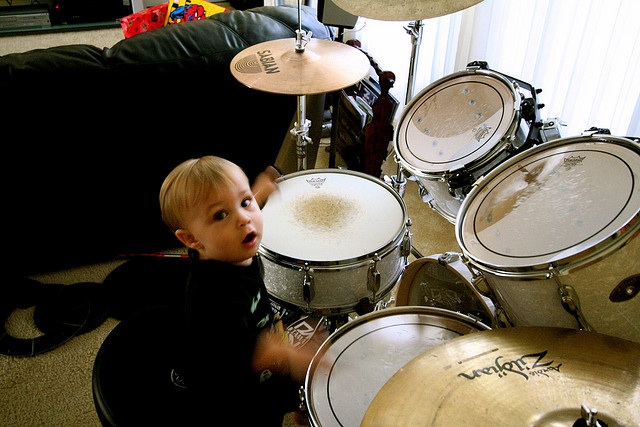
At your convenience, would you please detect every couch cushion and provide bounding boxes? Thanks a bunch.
[0,5,334,276]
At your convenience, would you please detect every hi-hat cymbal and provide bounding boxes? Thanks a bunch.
[362,327,640,426]
[333,0,484,21]
[230,38,370,95]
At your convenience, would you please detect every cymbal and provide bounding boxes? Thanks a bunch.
[332,0,484,21]
[230,38,370,95]
[362,327,640,426]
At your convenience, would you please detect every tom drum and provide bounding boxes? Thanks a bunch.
[259,169,411,314]
[303,306,490,427]
[395,252,495,327]
[456,134,640,343]
[395,64,542,223]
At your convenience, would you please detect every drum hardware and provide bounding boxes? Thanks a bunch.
[583,126,612,136]
[304,306,490,427]
[395,62,547,223]
[578,405,608,427]
[301,264,314,311]
[383,155,408,197]
[395,252,496,327]
[362,327,640,426]
[260,169,410,314]
[539,117,567,143]
[400,225,413,259]
[404,19,424,103]
[230,1,370,171]
[456,134,640,343]
[291,95,313,170]
[609,274,639,302]
[558,283,594,332]
[384,162,426,259]
[331,0,485,102]
[367,254,382,296]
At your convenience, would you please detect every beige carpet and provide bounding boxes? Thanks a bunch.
[0,28,125,56]
[0,142,458,426]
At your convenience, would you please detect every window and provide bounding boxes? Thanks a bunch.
[343,0,640,138]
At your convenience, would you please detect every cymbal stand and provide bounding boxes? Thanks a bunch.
[291,3,313,171]
[391,20,424,259]
[389,19,424,193]
[404,19,424,104]
[291,95,312,170]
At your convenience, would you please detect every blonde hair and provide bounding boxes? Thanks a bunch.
[159,156,248,232]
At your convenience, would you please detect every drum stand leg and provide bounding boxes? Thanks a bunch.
[324,314,349,333]
[291,94,312,171]
[385,158,423,259]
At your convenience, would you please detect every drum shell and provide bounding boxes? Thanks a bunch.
[304,306,490,427]
[394,252,496,327]
[259,168,410,314]
[477,230,640,342]
[395,68,528,223]
[261,240,406,313]
[456,134,640,343]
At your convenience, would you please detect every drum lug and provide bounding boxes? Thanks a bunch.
[302,264,315,308]
[494,308,513,328]
[418,182,433,204]
[557,284,594,332]
[298,385,307,416]
[401,227,412,259]
[438,251,460,265]
[367,255,381,297]
[460,255,493,297]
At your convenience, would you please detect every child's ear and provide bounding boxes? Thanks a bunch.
[175,229,201,250]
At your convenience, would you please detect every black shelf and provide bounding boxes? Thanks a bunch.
[0,2,127,37]
[0,19,120,36]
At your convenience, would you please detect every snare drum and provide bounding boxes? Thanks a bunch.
[395,66,538,223]
[303,306,490,427]
[457,134,640,343]
[395,252,495,327]
[259,169,411,314]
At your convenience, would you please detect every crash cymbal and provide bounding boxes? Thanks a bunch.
[362,327,640,427]
[230,38,370,95]
[332,0,484,21]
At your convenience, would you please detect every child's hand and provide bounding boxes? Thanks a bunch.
[253,166,281,208]
[252,326,317,384]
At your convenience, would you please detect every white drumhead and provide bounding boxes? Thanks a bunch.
[261,169,406,262]
[305,306,488,427]
[396,70,518,175]
[457,135,640,270]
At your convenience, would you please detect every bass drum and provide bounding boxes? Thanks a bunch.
[395,252,495,327]
[259,169,411,315]
[395,65,541,223]
[457,134,640,343]
[303,306,490,427]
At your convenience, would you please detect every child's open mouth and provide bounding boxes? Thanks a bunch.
[243,232,257,244]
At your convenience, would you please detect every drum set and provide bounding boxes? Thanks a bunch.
[230,1,640,426]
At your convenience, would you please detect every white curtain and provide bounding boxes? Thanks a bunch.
[343,0,640,138]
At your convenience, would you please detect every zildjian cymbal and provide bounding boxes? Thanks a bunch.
[361,327,640,427]
[332,0,484,21]
[230,38,370,95]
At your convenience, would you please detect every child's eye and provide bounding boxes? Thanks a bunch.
[214,211,228,220]
[241,198,252,208]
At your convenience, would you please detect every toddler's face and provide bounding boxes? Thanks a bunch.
[185,168,264,265]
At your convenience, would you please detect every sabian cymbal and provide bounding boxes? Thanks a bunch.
[230,38,370,95]
[362,327,640,426]
[332,0,484,21]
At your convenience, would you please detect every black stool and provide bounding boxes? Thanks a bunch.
[92,305,193,426]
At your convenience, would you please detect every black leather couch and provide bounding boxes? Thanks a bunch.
[0,5,334,276]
